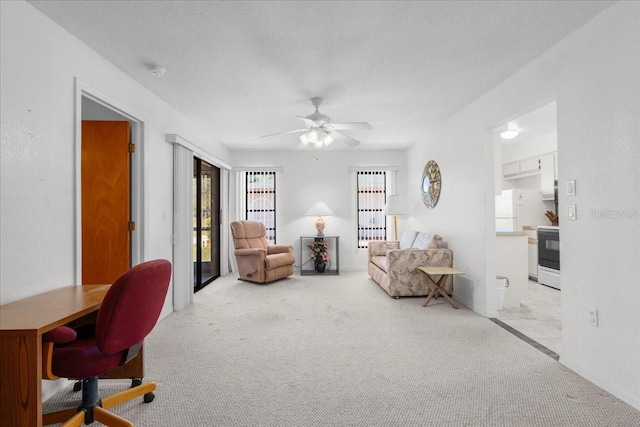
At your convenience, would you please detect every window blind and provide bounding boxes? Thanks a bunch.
[245,171,276,242]
[356,171,387,248]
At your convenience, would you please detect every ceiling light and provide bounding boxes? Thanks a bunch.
[300,129,334,148]
[500,122,519,140]
[307,129,319,143]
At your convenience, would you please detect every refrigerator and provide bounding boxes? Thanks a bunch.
[495,189,519,232]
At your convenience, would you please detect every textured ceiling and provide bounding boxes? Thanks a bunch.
[28,1,613,151]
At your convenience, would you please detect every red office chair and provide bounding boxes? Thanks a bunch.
[43,259,172,427]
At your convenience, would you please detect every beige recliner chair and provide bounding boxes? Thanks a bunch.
[230,220,295,283]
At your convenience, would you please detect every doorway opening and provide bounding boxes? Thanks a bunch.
[193,157,220,292]
[77,87,145,285]
[493,101,561,356]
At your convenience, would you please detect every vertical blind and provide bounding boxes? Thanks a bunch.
[356,171,387,248]
[245,171,276,242]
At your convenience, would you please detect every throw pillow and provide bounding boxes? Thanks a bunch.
[399,231,418,249]
[411,232,431,249]
[412,232,443,249]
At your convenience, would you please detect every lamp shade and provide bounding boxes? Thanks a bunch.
[306,202,334,217]
[384,195,406,215]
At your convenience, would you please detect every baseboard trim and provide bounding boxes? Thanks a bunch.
[560,357,640,411]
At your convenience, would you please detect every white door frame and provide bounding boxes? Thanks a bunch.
[74,78,147,283]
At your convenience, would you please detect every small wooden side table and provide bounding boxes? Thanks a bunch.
[418,266,464,309]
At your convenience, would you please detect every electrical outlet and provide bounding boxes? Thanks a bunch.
[587,307,598,327]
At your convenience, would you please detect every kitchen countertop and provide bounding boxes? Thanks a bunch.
[496,231,528,236]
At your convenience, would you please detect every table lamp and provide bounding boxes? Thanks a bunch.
[384,195,406,241]
[306,202,334,236]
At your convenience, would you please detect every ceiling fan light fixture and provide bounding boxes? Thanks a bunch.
[310,131,333,148]
[302,129,335,148]
[261,97,370,148]
[307,129,319,143]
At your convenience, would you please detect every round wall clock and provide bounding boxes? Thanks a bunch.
[421,160,441,208]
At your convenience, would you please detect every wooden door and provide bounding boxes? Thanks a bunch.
[82,121,131,284]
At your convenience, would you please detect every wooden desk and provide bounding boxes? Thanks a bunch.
[418,266,464,309]
[0,285,119,427]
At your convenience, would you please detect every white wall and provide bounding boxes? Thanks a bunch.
[0,1,230,305]
[406,1,639,409]
[229,149,406,271]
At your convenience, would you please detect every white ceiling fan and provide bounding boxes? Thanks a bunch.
[261,97,372,148]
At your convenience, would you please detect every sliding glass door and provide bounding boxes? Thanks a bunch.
[193,158,220,292]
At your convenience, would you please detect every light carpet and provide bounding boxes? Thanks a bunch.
[43,271,640,426]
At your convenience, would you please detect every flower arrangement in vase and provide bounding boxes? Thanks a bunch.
[309,240,329,273]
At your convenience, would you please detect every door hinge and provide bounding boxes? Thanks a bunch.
[128,221,136,231]
[129,143,136,153]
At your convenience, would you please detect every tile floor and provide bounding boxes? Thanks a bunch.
[497,280,562,356]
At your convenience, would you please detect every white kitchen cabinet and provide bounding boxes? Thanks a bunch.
[520,157,540,175]
[496,232,529,308]
[503,161,520,177]
[503,156,541,180]
[540,152,557,200]
[528,243,538,279]
[525,227,538,279]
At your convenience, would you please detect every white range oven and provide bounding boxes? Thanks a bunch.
[537,225,560,289]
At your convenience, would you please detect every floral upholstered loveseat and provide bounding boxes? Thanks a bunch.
[368,231,453,298]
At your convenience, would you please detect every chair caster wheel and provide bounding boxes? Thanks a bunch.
[131,378,142,388]
[143,392,155,403]
[73,381,82,392]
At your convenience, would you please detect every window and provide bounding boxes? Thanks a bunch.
[245,171,276,242]
[356,171,387,248]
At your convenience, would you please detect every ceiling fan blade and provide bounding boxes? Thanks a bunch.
[295,116,320,128]
[329,122,372,130]
[332,131,361,147]
[260,128,307,138]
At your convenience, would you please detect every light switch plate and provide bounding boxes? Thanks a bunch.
[567,180,576,196]
[568,204,577,221]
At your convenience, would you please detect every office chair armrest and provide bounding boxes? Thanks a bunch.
[43,326,77,344]
[42,326,77,380]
